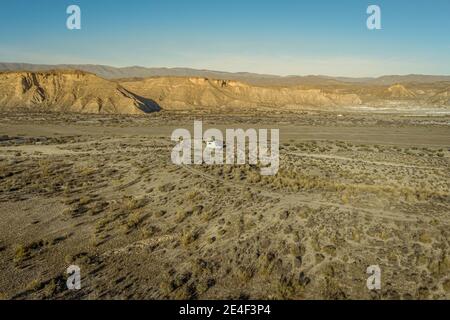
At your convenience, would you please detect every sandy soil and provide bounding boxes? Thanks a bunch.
[0,111,449,300]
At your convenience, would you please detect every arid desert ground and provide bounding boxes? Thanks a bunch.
[0,110,449,300]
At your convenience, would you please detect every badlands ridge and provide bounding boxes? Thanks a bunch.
[0,70,449,114]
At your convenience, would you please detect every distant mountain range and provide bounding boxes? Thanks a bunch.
[1,62,450,86]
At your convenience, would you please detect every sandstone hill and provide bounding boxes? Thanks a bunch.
[386,84,416,99]
[120,77,450,110]
[120,77,363,110]
[0,70,449,114]
[429,88,450,106]
[0,71,158,114]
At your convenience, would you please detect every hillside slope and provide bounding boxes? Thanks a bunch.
[0,71,449,114]
[120,77,363,110]
[0,71,158,114]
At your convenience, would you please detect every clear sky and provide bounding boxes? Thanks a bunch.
[0,0,449,77]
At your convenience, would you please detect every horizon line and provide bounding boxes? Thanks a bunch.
[1,61,450,79]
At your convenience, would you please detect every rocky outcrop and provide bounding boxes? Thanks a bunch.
[120,77,363,110]
[1,71,449,114]
[429,88,450,106]
[0,71,158,114]
[386,84,416,99]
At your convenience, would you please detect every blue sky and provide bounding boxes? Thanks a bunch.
[0,0,449,76]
